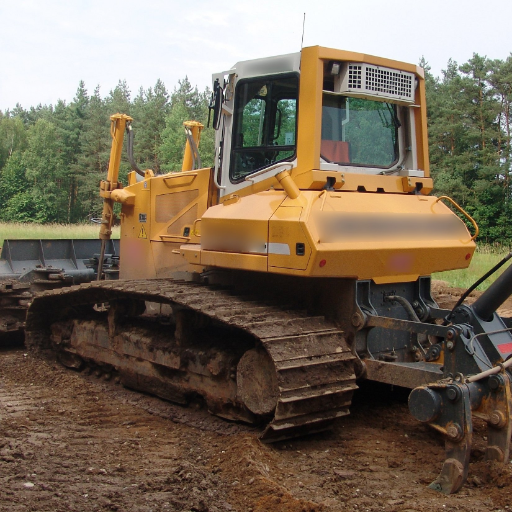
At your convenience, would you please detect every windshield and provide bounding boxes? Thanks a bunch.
[321,94,399,168]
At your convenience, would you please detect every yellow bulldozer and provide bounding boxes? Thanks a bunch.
[25,46,512,494]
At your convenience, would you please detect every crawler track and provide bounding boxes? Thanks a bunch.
[26,278,357,441]
[0,280,32,338]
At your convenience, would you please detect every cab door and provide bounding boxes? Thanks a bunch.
[215,73,299,198]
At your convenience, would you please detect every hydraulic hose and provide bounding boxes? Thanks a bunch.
[384,295,427,355]
[185,127,201,170]
[126,124,144,176]
[467,351,512,383]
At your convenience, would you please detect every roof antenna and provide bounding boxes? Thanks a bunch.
[301,13,306,51]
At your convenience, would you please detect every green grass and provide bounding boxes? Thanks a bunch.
[0,222,120,248]
[433,245,512,291]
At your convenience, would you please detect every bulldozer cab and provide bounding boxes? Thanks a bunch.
[211,46,428,198]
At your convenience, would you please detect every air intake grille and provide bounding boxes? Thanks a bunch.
[347,64,363,89]
[338,63,415,103]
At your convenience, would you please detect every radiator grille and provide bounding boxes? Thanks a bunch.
[347,64,363,89]
[340,63,415,102]
[155,190,199,223]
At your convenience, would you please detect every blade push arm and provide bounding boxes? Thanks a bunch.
[97,113,133,279]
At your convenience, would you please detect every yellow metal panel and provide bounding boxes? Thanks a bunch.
[152,241,193,277]
[296,190,475,281]
[119,237,156,280]
[119,167,213,279]
[201,192,284,256]
[415,77,430,176]
[315,46,420,75]
[293,171,433,195]
[305,242,475,282]
[155,190,199,223]
[268,206,311,270]
[150,168,211,243]
[180,243,204,271]
[296,46,323,175]
[200,250,268,272]
[119,178,154,280]
[201,218,268,255]
[179,187,475,282]
[206,190,285,220]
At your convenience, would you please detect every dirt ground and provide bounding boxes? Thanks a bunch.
[1,283,512,512]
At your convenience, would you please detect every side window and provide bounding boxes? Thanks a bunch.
[241,97,266,147]
[230,75,298,182]
[273,98,297,146]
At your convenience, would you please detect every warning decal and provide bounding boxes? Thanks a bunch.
[498,342,512,354]
[138,225,148,239]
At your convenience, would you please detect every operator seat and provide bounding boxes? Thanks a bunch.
[320,140,350,163]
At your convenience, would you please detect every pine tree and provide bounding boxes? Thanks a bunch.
[489,56,512,202]
[0,153,29,221]
[0,115,27,170]
[427,56,509,241]
[131,79,170,174]
[22,119,68,222]
[159,78,215,172]
[76,85,111,219]
[107,80,131,115]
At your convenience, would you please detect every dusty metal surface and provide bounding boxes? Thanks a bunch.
[0,238,119,279]
[365,314,449,338]
[26,278,357,442]
[0,280,31,336]
[0,239,121,344]
[409,372,512,494]
[364,359,443,388]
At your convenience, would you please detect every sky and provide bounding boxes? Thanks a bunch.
[1,0,511,112]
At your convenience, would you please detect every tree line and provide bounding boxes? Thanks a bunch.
[0,53,511,243]
[424,54,512,242]
[0,78,214,224]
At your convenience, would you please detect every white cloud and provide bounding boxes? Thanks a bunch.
[183,11,230,27]
[1,0,511,110]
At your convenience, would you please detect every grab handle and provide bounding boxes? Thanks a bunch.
[435,196,479,241]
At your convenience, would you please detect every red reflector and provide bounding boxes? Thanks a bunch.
[319,259,327,268]
[498,343,512,354]
[465,253,471,260]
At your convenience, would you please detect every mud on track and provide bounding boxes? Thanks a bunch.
[1,283,512,512]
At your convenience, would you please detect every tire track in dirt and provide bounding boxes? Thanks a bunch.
[0,351,232,511]
[0,351,323,512]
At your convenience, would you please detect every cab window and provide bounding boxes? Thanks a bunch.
[230,74,298,182]
[321,94,399,168]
